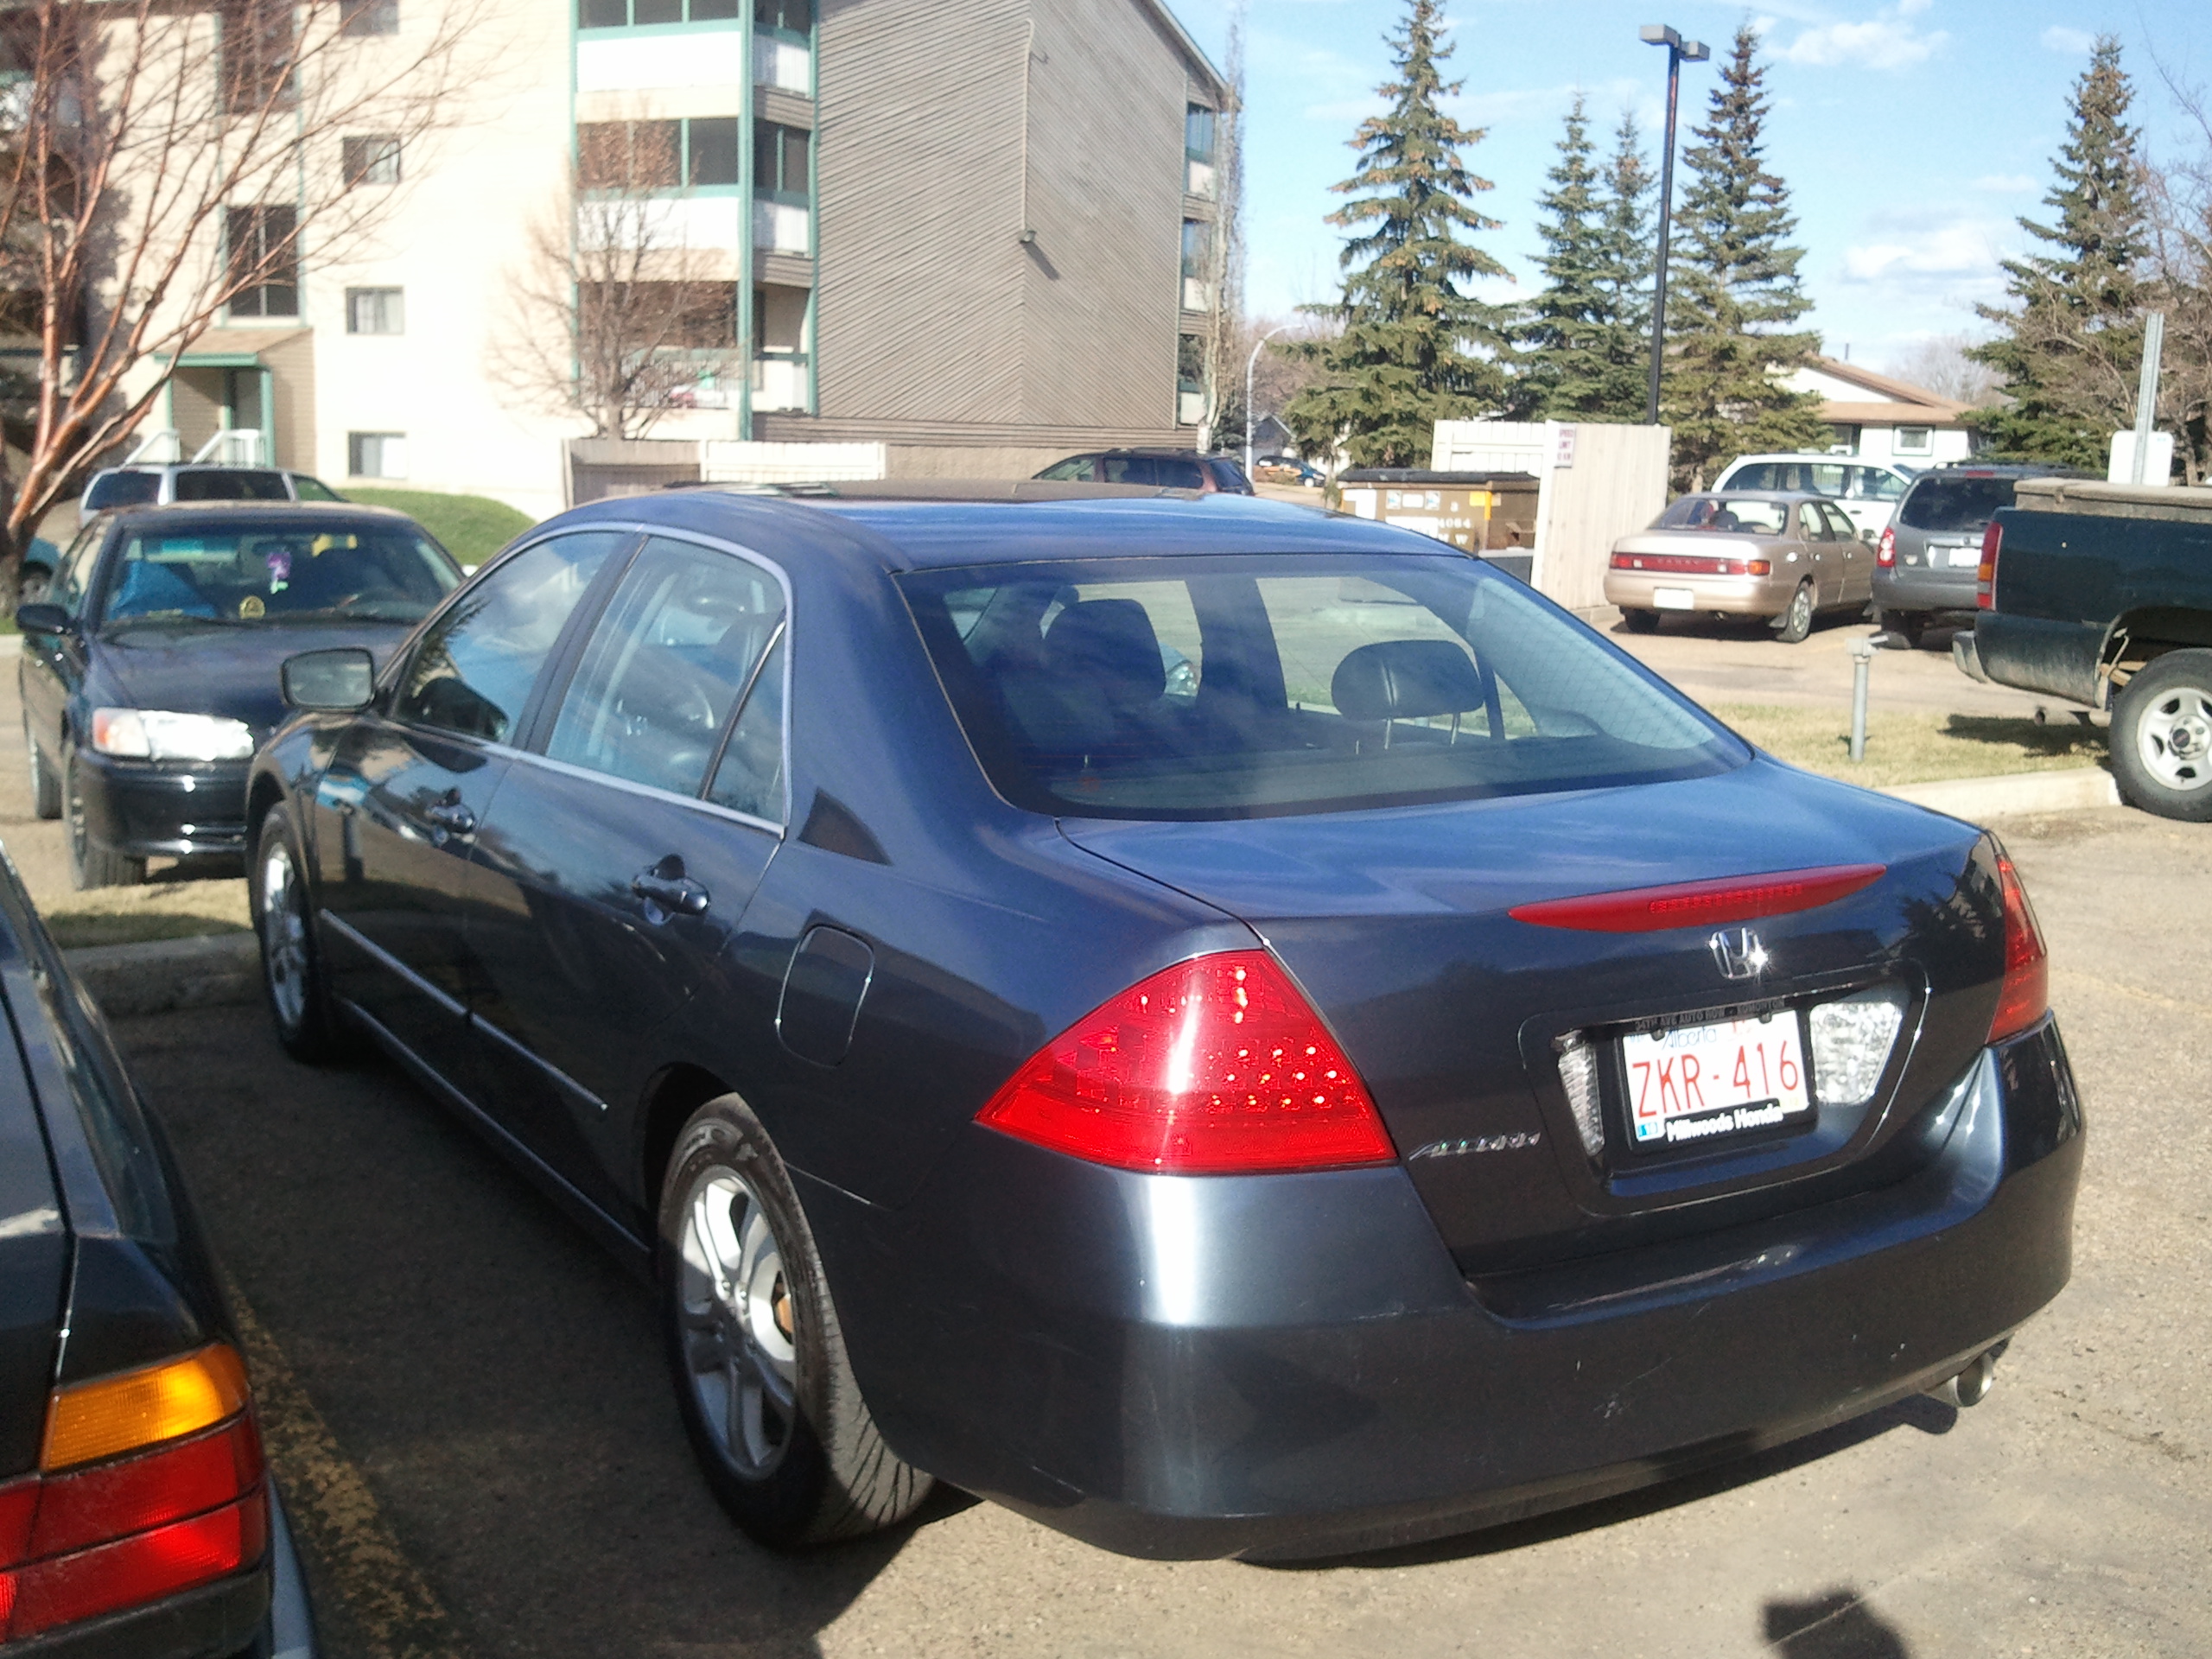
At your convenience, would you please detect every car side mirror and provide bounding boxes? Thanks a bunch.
[282,646,376,712]
[14,602,74,636]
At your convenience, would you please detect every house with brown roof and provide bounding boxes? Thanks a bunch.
[1783,356,1974,467]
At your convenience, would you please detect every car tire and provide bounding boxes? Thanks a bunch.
[24,721,60,820]
[2112,651,2212,823]
[659,1095,931,1549]
[1621,607,1662,635]
[1878,609,1928,649]
[251,803,351,1063]
[1774,582,1815,645]
[63,740,146,889]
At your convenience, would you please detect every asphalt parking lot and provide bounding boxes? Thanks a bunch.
[67,802,2198,1659]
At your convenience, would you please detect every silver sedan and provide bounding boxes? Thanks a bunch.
[1605,492,1875,644]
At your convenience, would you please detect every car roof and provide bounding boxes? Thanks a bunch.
[1916,463,2089,478]
[555,486,1453,574]
[1723,454,1911,470]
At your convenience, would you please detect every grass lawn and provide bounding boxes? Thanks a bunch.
[41,874,251,950]
[1711,702,2110,790]
[346,487,537,567]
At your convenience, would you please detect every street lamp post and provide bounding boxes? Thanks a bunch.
[1639,24,1709,428]
[1245,323,1291,478]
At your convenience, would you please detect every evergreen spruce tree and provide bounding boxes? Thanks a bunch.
[1969,37,2151,467]
[1516,99,1653,421]
[1662,26,1827,489]
[1281,0,1512,468]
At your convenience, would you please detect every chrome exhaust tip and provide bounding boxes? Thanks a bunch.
[1929,1348,1999,1408]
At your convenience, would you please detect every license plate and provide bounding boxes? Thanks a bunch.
[1653,587,1695,610]
[1948,545,1982,568]
[1621,1013,1813,1149]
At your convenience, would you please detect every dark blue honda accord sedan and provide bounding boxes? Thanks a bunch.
[242,487,2081,1560]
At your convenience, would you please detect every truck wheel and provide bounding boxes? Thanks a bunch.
[1621,608,1661,634]
[1878,609,1927,649]
[1774,582,1815,645]
[2113,652,2212,822]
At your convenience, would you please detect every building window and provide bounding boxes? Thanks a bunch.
[578,120,683,189]
[1177,333,1205,427]
[1185,104,1217,198]
[689,117,739,187]
[1894,426,1933,455]
[226,205,298,319]
[220,0,296,113]
[348,432,407,478]
[341,134,402,187]
[753,120,810,200]
[578,0,743,26]
[346,287,404,334]
[1180,219,1213,312]
[339,0,398,36]
[755,0,811,31]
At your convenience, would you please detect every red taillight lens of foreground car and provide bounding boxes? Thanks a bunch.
[1976,521,2002,610]
[977,951,1396,1174]
[1989,847,2050,1042]
[1,1344,268,1643]
[1877,526,1897,568]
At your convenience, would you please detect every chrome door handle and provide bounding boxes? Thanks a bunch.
[632,860,709,918]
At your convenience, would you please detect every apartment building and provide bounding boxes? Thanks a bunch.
[143,0,1227,518]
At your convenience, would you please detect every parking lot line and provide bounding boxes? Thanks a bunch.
[226,1274,464,1659]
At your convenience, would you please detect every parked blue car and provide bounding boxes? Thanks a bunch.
[244,488,2081,1560]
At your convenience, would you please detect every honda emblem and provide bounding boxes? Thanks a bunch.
[1708,928,1770,980]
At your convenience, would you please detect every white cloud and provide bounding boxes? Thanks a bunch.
[1767,5,1948,71]
[2041,25,2095,55]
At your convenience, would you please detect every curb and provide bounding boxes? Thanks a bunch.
[1878,766,2121,820]
[64,931,260,1018]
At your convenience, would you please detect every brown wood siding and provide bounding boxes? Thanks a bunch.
[813,0,1198,437]
[262,330,315,472]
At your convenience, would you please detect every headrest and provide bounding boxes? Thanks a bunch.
[1332,640,1486,722]
[1047,599,1166,706]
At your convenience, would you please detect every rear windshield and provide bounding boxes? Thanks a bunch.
[1898,476,2015,532]
[903,555,1745,821]
[173,469,290,501]
[82,472,161,511]
[99,520,459,626]
[1653,496,1793,535]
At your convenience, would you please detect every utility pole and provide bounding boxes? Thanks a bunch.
[1245,323,1290,477]
[2131,312,2167,485]
[1639,24,1709,428]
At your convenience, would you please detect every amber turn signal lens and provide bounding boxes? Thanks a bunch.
[41,1346,251,1472]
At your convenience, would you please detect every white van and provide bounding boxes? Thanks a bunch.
[1711,454,1921,539]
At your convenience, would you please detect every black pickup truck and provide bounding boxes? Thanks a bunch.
[1955,476,2212,820]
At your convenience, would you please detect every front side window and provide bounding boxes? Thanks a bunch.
[226,205,298,318]
[903,556,1742,821]
[545,537,785,798]
[52,524,106,616]
[346,287,404,334]
[99,518,458,628]
[1036,455,1098,482]
[395,533,624,742]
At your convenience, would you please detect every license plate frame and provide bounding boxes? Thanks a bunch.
[1653,587,1696,610]
[1616,1007,1816,1155]
[1948,544,1983,569]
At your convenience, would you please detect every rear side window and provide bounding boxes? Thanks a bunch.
[172,470,290,501]
[289,474,344,501]
[1898,477,2014,532]
[395,531,624,742]
[903,555,1743,821]
[545,537,785,799]
[82,472,160,511]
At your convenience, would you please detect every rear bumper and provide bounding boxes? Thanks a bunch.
[1872,565,1977,616]
[73,753,251,861]
[809,1018,2082,1560]
[1602,570,1793,618]
[1954,629,1989,683]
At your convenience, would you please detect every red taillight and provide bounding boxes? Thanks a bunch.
[1989,847,2050,1042]
[1510,863,1887,933]
[2,1347,266,1643]
[1877,526,1897,568]
[976,950,1396,1174]
[1976,521,2001,610]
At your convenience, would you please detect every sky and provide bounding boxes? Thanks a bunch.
[1160,0,2212,383]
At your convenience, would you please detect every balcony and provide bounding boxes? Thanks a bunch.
[754,35,810,94]
[753,199,810,257]
[752,353,808,411]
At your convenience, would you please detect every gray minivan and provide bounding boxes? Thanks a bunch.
[1871,464,2088,645]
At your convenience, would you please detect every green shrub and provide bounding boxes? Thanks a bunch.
[345,487,537,568]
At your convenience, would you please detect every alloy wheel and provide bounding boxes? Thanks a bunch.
[677,1167,799,1478]
[2136,683,2212,791]
[260,837,310,1033]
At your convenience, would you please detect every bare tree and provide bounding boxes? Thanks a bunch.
[1886,334,2007,410]
[2148,60,2212,486]
[489,119,741,442]
[0,0,484,593]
